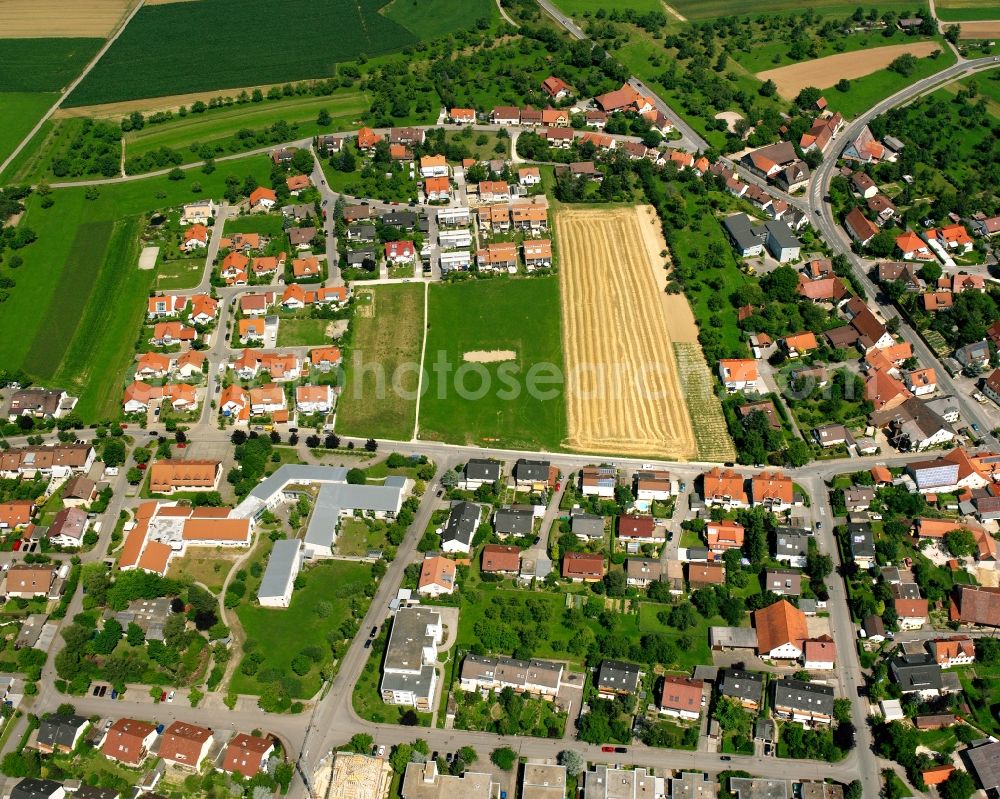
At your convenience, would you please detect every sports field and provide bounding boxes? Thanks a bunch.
[337,283,424,441]
[0,93,56,165]
[0,1,133,37]
[121,91,369,163]
[67,0,494,106]
[418,278,567,451]
[556,206,696,460]
[0,154,272,420]
[756,41,944,98]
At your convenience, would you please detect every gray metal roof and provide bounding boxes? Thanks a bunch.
[772,678,834,716]
[493,507,533,536]
[257,539,301,601]
[596,660,640,693]
[718,668,763,703]
[764,220,802,250]
[570,513,604,538]
[514,459,550,481]
[443,502,480,547]
[723,213,762,252]
[964,740,1000,791]
[384,606,439,672]
[465,458,501,482]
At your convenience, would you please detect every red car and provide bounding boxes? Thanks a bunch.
[177,443,186,449]
[600,746,615,752]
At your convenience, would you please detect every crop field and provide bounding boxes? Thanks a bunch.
[956,20,1000,38]
[0,154,272,420]
[556,206,697,460]
[122,91,369,162]
[0,38,103,92]
[337,283,424,441]
[936,1,1000,21]
[0,1,132,37]
[756,41,945,98]
[0,93,56,165]
[67,0,489,107]
[550,0,662,17]
[418,278,567,451]
[382,0,496,39]
[667,0,922,19]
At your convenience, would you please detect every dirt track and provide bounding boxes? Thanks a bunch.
[0,0,135,36]
[757,41,943,98]
[556,206,697,459]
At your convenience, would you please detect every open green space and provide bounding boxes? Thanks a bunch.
[667,0,926,19]
[276,317,332,347]
[0,93,57,165]
[154,256,204,291]
[0,38,102,92]
[337,283,424,441]
[382,0,497,39]
[832,47,956,119]
[418,278,566,451]
[233,559,373,699]
[0,154,272,420]
[2,116,123,184]
[936,1,1000,21]
[67,0,492,107]
[124,91,370,162]
[550,0,662,17]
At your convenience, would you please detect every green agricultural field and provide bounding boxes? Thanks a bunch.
[550,0,662,17]
[735,28,932,74]
[67,0,491,107]
[0,38,102,92]
[337,283,424,441]
[418,278,566,451]
[936,1,1000,21]
[668,0,924,19]
[0,155,272,420]
[124,91,370,163]
[232,560,373,699]
[0,93,56,165]
[382,0,497,39]
[832,47,956,119]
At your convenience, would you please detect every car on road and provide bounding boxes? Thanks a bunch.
[614,747,627,754]
[370,626,378,638]
[972,423,980,432]
[289,427,299,433]
[148,431,158,436]
[363,639,371,649]
[815,209,822,216]
[720,755,731,761]
[815,521,822,530]
[600,746,615,752]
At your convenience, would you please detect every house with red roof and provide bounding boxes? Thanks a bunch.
[541,76,571,100]
[223,733,274,778]
[101,718,157,766]
[181,224,209,252]
[248,187,277,210]
[896,231,932,260]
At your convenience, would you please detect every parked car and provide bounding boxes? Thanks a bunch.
[614,747,627,754]
[167,691,175,702]
[601,746,615,753]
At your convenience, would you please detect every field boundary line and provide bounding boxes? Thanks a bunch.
[412,280,429,442]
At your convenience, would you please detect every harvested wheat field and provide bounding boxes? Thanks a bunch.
[958,21,1000,38]
[557,206,697,460]
[0,0,135,36]
[757,41,942,98]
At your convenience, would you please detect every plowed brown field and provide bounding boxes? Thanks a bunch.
[0,0,135,36]
[556,206,697,459]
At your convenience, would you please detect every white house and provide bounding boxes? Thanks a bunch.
[718,359,760,393]
[380,606,442,712]
[257,539,302,608]
[295,385,334,414]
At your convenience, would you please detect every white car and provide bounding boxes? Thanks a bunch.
[377,745,386,757]
[167,691,175,703]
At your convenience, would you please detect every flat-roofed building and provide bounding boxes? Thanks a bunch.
[380,606,443,712]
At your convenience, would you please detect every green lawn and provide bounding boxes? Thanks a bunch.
[336,518,389,556]
[124,91,369,162]
[636,602,716,670]
[154,256,204,291]
[418,278,567,451]
[0,93,56,165]
[337,283,424,441]
[233,559,373,698]
[0,154,272,421]
[735,28,934,74]
[276,317,332,347]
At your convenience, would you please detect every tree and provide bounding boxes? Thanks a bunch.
[490,747,517,770]
[167,167,185,181]
[939,770,975,799]
[349,733,374,754]
[845,781,862,799]
[126,622,145,646]
[889,53,917,76]
[102,439,127,468]
[603,570,626,597]
[836,79,851,92]
[317,109,332,127]
[833,698,852,724]
[759,79,777,97]
[918,262,942,283]
[347,468,367,485]
[944,529,976,558]
[126,467,142,485]
[558,749,585,776]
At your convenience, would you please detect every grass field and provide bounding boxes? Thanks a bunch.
[668,0,925,19]
[154,256,204,291]
[0,38,102,91]
[936,1,1000,21]
[337,283,424,441]
[67,0,492,106]
[1,116,122,184]
[550,0,661,16]
[735,28,934,74]
[232,560,372,698]
[0,155,272,420]
[276,318,331,347]
[165,552,235,594]
[833,47,957,118]
[0,93,56,165]
[382,0,496,39]
[124,91,369,162]
[418,278,567,451]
